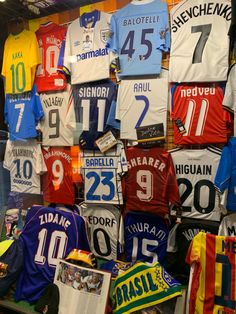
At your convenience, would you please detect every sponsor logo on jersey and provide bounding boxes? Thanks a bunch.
[76,48,108,61]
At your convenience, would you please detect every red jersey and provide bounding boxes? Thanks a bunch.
[42,147,74,205]
[124,147,180,216]
[171,83,232,145]
[35,22,67,93]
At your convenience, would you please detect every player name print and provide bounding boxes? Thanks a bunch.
[39,212,71,230]
[171,2,231,33]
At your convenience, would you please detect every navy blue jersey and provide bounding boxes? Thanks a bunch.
[124,211,170,264]
[15,205,90,303]
[4,85,44,141]
[72,80,119,150]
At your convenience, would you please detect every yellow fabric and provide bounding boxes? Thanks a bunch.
[2,29,40,94]
[0,239,14,257]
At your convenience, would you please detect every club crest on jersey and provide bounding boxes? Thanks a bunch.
[100,29,110,44]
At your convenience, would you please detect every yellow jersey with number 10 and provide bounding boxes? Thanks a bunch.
[2,29,40,94]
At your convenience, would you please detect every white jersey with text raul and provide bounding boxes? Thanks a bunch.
[116,69,168,140]
[169,0,231,82]
[81,141,128,205]
[61,10,111,84]
[170,147,222,221]
[78,202,124,260]
[39,84,76,146]
[3,139,47,194]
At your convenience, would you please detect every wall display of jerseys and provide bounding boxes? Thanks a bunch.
[1,0,236,313]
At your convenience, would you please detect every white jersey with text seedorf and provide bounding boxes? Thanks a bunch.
[116,69,168,141]
[3,140,47,194]
[78,202,124,260]
[169,0,231,82]
[81,141,128,205]
[61,10,111,84]
[170,147,222,221]
[39,84,76,146]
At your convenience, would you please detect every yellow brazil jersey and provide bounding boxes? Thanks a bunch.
[112,262,182,314]
[2,29,40,94]
[186,232,236,314]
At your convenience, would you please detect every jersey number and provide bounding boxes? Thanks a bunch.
[49,109,60,139]
[132,237,159,265]
[93,228,112,258]
[121,29,154,60]
[81,99,106,132]
[136,170,153,202]
[52,159,64,187]
[14,159,32,179]
[135,95,150,129]
[10,62,26,93]
[37,46,60,76]
[192,24,212,64]
[35,229,68,267]
[86,171,115,202]
[14,103,25,133]
[183,99,209,136]
[178,178,216,214]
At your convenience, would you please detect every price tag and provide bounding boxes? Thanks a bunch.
[96,131,118,153]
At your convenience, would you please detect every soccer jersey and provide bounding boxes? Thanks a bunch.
[61,10,111,84]
[218,213,236,236]
[222,64,236,135]
[166,218,219,284]
[116,70,168,141]
[169,0,231,82]
[78,202,124,260]
[170,82,232,145]
[39,85,76,146]
[170,147,222,221]
[81,141,127,205]
[42,147,74,205]
[72,80,118,150]
[35,22,67,92]
[15,205,90,303]
[2,29,40,94]
[4,85,44,141]
[3,140,47,194]
[107,0,170,77]
[124,147,180,216]
[112,262,182,314]
[124,212,170,265]
[214,137,236,212]
[186,232,236,314]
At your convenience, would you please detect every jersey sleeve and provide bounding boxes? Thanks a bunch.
[1,38,9,77]
[35,144,47,175]
[117,142,128,175]
[166,223,179,253]
[185,232,202,265]
[218,217,227,236]
[61,26,72,76]
[223,65,236,113]
[30,32,41,68]
[4,95,9,126]
[106,100,120,130]
[165,154,181,207]
[75,215,91,252]
[156,5,170,52]
[65,85,76,130]
[33,86,44,122]
[106,15,118,54]
[3,140,13,170]
[214,145,231,193]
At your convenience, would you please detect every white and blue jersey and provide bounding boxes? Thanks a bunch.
[4,85,44,141]
[72,80,119,150]
[215,137,236,212]
[107,0,170,77]
[15,205,90,303]
[124,211,170,265]
[60,10,111,84]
